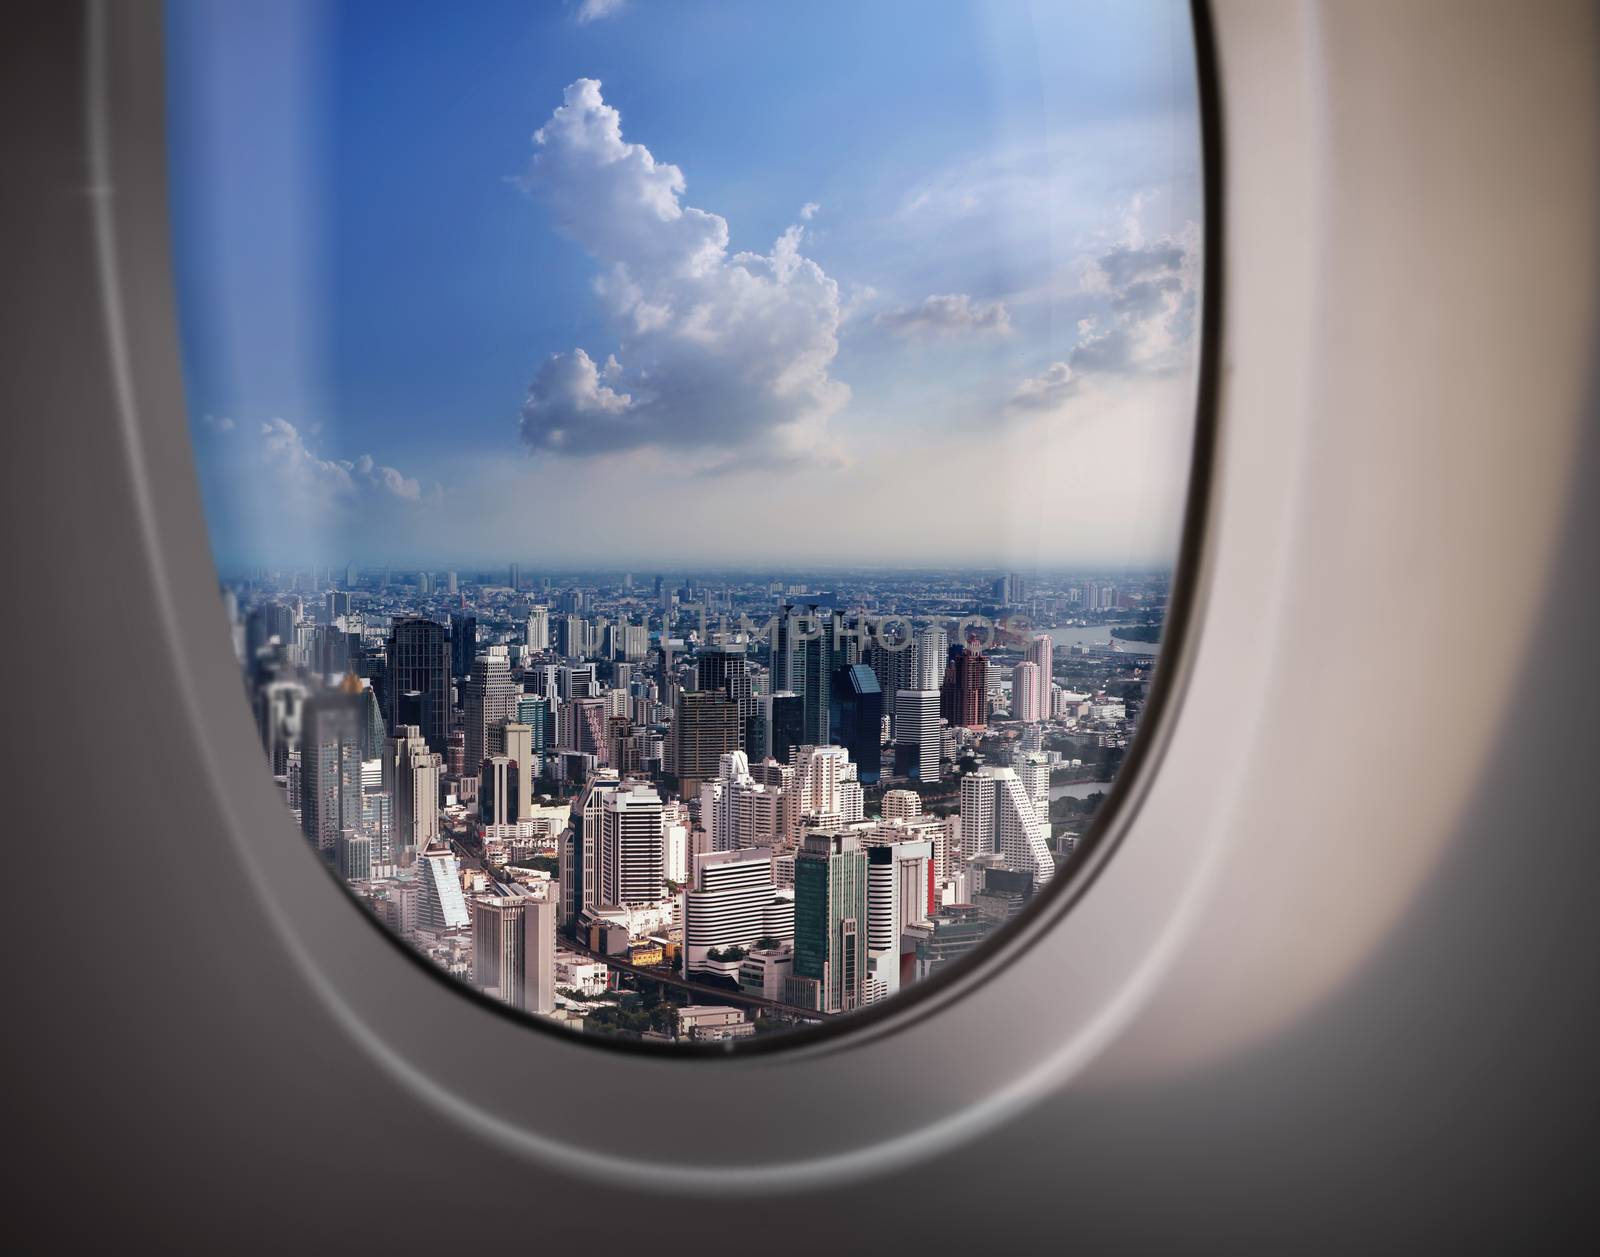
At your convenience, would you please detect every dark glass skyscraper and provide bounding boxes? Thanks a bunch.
[829,663,882,784]
[449,613,477,681]
[385,617,450,752]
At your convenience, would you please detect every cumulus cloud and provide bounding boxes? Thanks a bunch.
[518,79,848,467]
[877,293,1011,339]
[1008,223,1199,412]
[575,0,626,24]
[799,201,820,221]
[258,418,421,501]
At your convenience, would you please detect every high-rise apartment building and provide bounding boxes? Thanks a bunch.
[1012,660,1043,722]
[940,644,989,730]
[960,766,1055,888]
[525,605,550,653]
[1027,632,1054,718]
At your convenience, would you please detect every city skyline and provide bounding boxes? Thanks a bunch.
[169,0,1202,569]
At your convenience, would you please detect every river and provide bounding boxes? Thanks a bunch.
[1045,623,1162,656]
[1049,779,1116,802]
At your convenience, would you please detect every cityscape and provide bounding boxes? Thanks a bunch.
[231,565,1166,1044]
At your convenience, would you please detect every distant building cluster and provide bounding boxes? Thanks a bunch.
[231,564,1162,1041]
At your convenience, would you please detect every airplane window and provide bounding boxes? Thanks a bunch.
[167,0,1204,1048]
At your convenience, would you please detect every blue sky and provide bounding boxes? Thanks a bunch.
[168,0,1201,569]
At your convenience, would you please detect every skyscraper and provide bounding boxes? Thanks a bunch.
[525,605,550,653]
[674,690,741,790]
[682,847,793,975]
[1012,660,1043,723]
[384,724,441,859]
[301,688,365,856]
[464,647,516,774]
[829,663,883,784]
[1027,632,1054,718]
[449,613,477,681]
[893,689,941,782]
[960,766,1055,888]
[473,896,525,1007]
[415,844,470,933]
[788,831,868,1014]
[600,783,664,907]
[940,644,989,730]
[697,643,752,750]
[479,755,518,828]
[385,617,449,752]
[767,691,803,765]
[503,722,534,819]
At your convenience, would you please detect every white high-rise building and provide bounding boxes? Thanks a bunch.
[785,745,865,843]
[960,766,1054,888]
[415,844,470,933]
[914,625,946,691]
[700,751,783,853]
[1027,633,1053,719]
[526,605,550,652]
[600,783,665,907]
[502,721,535,816]
[682,847,794,975]
[1012,661,1043,723]
[1013,749,1053,827]
[863,835,935,1003]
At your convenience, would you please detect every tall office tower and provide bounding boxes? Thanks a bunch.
[519,882,557,1015]
[515,694,553,763]
[619,621,649,662]
[502,722,534,817]
[1027,632,1053,716]
[508,562,521,591]
[785,745,865,843]
[787,831,868,1014]
[881,788,923,821]
[673,690,742,791]
[385,617,450,752]
[446,570,458,595]
[254,678,306,777]
[892,689,942,782]
[479,755,518,828]
[525,605,550,653]
[525,663,559,700]
[336,828,371,882]
[464,646,516,774]
[556,615,592,660]
[774,604,829,746]
[682,847,793,975]
[359,756,390,862]
[1012,661,1043,723]
[940,644,989,730]
[325,590,352,624]
[558,663,598,700]
[415,844,470,933]
[829,663,883,784]
[566,770,621,921]
[767,691,803,765]
[449,613,477,681]
[245,602,296,660]
[472,896,525,1007]
[701,751,782,853]
[600,783,665,907]
[697,643,752,749]
[344,561,358,588]
[562,697,609,764]
[863,837,936,1002]
[301,688,366,856]
[866,632,917,736]
[960,766,1055,888]
[384,725,441,859]
[418,571,432,597]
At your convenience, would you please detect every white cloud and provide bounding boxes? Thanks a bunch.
[518,79,849,468]
[1009,362,1075,411]
[877,293,1011,339]
[258,418,421,501]
[799,201,820,221]
[201,414,236,432]
[575,0,626,25]
[1008,223,1199,413]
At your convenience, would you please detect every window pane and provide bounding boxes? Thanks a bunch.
[168,0,1203,1046]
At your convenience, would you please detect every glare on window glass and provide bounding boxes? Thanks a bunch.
[167,0,1203,1045]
